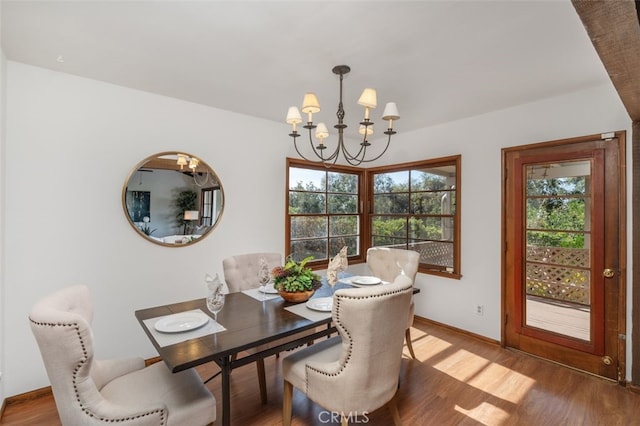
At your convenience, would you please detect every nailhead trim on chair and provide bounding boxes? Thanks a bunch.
[29,318,167,425]
[303,286,411,391]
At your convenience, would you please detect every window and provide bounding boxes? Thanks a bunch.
[286,158,364,265]
[368,156,461,278]
[286,156,460,278]
[200,186,222,227]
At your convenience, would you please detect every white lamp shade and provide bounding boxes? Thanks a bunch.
[184,210,199,220]
[286,106,302,124]
[188,157,199,170]
[301,93,321,114]
[315,122,330,139]
[176,155,188,166]
[357,88,377,108]
[359,125,374,136]
[382,102,400,120]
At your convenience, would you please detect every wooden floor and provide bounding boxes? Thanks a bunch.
[3,319,640,425]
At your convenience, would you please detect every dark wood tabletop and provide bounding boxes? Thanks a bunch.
[135,291,333,373]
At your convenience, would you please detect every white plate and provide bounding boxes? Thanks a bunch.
[259,284,278,294]
[352,276,382,285]
[306,297,333,312]
[154,311,209,333]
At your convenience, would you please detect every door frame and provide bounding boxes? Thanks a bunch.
[501,131,626,382]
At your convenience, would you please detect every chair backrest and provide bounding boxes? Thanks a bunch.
[366,247,420,283]
[28,285,105,425]
[222,252,282,292]
[305,275,413,413]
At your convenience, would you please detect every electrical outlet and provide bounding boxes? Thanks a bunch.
[475,304,484,316]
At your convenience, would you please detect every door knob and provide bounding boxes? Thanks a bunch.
[602,356,613,365]
[603,268,615,278]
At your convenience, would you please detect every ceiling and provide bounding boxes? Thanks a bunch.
[1,1,613,138]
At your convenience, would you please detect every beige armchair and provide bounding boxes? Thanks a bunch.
[29,284,216,426]
[282,275,413,426]
[366,247,420,358]
[222,252,318,404]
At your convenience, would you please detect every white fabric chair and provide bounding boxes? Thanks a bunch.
[222,252,318,404]
[282,275,413,426]
[366,247,420,358]
[29,284,216,426]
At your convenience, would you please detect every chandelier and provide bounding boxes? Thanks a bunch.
[176,154,214,187]
[285,65,399,167]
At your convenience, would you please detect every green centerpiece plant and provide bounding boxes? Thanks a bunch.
[271,256,322,301]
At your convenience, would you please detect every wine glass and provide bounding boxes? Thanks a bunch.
[257,257,271,299]
[206,286,225,323]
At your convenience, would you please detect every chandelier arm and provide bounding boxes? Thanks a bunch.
[354,133,393,164]
[193,170,210,187]
[307,127,340,163]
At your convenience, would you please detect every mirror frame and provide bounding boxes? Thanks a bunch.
[122,151,225,247]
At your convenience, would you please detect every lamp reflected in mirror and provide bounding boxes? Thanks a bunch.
[122,151,224,247]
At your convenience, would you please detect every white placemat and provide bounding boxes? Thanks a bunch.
[242,288,281,301]
[142,309,226,348]
[285,302,332,322]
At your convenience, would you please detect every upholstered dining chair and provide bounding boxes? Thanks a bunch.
[282,275,413,426]
[366,247,420,358]
[29,284,216,426]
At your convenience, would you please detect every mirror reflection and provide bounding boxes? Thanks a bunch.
[122,152,224,246]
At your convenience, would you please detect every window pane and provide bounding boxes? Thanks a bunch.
[373,171,409,193]
[411,240,454,269]
[328,193,358,214]
[290,216,327,239]
[527,197,586,231]
[410,217,454,241]
[373,193,410,214]
[526,230,586,249]
[328,172,357,193]
[291,239,327,262]
[411,191,456,214]
[289,192,326,214]
[289,167,326,191]
[329,236,358,258]
[526,165,588,196]
[372,236,407,247]
[329,215,358,236]
[372,216,407,238]
[410,168,452,191]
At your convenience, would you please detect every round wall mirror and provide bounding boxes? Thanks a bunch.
[122,151,224,246]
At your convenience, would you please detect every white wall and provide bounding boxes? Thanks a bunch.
[383,82,632,378]
[0,2,6,403]
[2,61,633,397]
[5,61,289,396]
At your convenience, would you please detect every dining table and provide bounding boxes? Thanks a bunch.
[134,277,418,426]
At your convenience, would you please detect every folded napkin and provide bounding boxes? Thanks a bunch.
[327,246,348,286]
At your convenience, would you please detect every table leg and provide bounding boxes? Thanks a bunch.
[221,356,232,426]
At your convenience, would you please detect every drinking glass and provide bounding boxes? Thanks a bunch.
[206,288,225,323]
[257,257,271,300]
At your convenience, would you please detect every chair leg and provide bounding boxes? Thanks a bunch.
[283,380,293,426]
[341,415,348,426]
[257,358,267,404]
[405,328,416,359]
[388,392,403,426]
